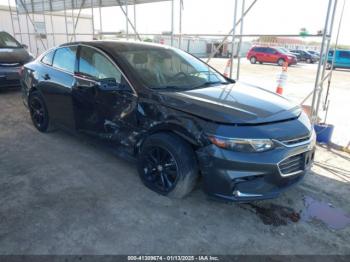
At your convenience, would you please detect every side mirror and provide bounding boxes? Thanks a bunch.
[98,78,125,91]
[21,44,28,49]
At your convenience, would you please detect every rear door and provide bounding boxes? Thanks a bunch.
[41,46,78,129]
[266,47,279,63]
[255,47,266,62]
[72,45,138,139]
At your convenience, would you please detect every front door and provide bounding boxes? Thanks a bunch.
[72,45,138,142]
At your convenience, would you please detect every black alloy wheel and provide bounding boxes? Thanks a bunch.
[140,146,178,193]
[29,91,52,132]
[138,132,199,198]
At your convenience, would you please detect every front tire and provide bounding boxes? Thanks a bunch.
[137,132,199,198]
[28,91,54,132]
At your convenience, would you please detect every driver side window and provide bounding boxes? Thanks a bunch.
[78,46,122,83]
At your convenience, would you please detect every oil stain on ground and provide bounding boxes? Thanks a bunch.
[240,203,301,226]
[301,196,350,230]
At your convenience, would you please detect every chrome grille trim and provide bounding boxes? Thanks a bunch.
[277,150,309,177]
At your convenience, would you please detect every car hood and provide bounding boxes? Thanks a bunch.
[0,47,31,64]
[159,82,301,125]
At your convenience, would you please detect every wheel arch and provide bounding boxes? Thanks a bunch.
[134,122,203,155]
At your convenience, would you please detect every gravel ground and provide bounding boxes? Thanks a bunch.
[0,89,349,255]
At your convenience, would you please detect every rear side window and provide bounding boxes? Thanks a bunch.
[339,51,350,59]
[78,46,122,82]
[52,46,77,73]
[253,47,264,52]
[41,50,55,66]
[265,48,275,54]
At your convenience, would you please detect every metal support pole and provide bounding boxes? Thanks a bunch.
[91,0,95,39]
[324,0,346,113]
[30,0,39,55]
[310,0,337,123]
[14,0,23,43]
[70,0,87,42]
[116,0,141,41]
[18,0,47,51]
[171,0,174,46]
[21,0,32,51]
[99,0,103,39]
[63,0,69,42]
[207,0,258,63]
[229,0,238,78]
[71,3,76,41]
[8,0,16,36]
[133,0,137,40]
[49,0,55,46]
[125,0,129,40]
[236,0,245,80]
[179,0,183,49]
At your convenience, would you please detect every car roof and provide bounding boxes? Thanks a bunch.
[60,40,173,52]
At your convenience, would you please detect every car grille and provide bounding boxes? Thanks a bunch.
[278,153,305,176]
[281,135,310,146]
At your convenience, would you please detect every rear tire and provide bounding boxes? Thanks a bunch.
[250,56,257,64]
[277,58,285,66]
[28,91,55,132]
[137,132,199,199]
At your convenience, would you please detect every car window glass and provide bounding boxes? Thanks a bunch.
[79,46,122,83]
[266,48,274,54]
[328,51,334,56]
[0,32,20,48]
[41,50,55,66]
[52,47,77,73]
[339,51,350,59]
[119,48,226,89]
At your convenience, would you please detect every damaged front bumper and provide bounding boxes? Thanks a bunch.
[196,140,315,202]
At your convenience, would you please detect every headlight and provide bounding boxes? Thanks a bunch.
[208,135,274,152]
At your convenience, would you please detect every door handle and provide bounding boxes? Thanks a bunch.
[42,73,50,80]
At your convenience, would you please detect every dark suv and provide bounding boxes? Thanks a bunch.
[0,31,33,89]
[21,41,315,201]
[247,46,297,66]
[290,50,318,63]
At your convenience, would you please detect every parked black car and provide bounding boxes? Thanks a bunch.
[21,41,316,201]
[289,49,318,63]
[0,31,33,89]
[308,50,320,58]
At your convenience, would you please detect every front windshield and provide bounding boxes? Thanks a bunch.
[0,32,21,48]
[119,47,228,90]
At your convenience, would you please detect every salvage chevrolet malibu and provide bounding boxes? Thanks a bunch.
[21,41,316,201]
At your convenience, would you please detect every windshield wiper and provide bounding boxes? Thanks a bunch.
[191,81,229,89]
[153,85,191,91]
